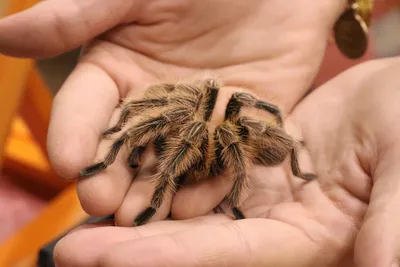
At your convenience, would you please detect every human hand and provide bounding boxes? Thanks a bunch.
[292,56,400,267]
[0,0,347,222]
[52,56,400,266]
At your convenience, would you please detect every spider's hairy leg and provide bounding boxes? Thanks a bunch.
[187,133,210,182]
[144,83,176,97]
[133,121,207,226]
[215,121,251,220]
[237,116,265,135]
[127,146,147,168]
[103,98,169,137]
[225,92,283,126]
[103,83,175,137]
[168,83,204,114]
[124,126,171,170]
[153,135,167,158]
[154,135,188,188]
[80,132,130,177]
[210,130,225,176]
[241,119,316,180]
[126,131,170,170]
[248,121,295,167]
[290,147,317,180]
[213,205,225,215]
[259,127,317,181]
[174,82,203,97]
[80,108,191,178]
[202,78,220,121]
[128,108,190,147]
[124,108,191,169]
[188,78,220,180]
[210,117,256,177]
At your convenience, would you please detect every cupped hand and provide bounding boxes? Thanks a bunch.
[0,0,347,223]
[52,56,400,267]
[293,56,400,267]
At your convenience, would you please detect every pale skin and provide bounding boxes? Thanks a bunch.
[2,0,400,266]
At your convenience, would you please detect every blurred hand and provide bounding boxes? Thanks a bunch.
[0,0,346,223]
[52,56,400,267]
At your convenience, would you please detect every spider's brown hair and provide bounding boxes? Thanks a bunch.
[80,77,316,226]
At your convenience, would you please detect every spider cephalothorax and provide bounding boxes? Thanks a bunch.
[80,77,316,226]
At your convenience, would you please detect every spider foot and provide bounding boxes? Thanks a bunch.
[102,126,121,137]
[301,172,317,181]
[79,162,107,177]
[232,207,246,220]
[213,205,225,214]
[133,207,157,227]
[128,146,147,168]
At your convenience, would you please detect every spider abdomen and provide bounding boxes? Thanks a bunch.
[256,146,290,166]
[256,127,296,166]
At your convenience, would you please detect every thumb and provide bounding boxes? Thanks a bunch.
[99,219,319,267]
[0,0,140,58]
[354,147,400,267]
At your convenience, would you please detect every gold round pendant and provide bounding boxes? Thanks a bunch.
[334,8,369,59]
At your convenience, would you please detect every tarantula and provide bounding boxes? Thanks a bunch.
[80,77,316,226]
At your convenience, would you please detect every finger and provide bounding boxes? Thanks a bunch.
[114,146,174,226]
[0,0,135,57]
[100,219,319,267]
[73,93,137,216]
[74,83,161,217]
[75,127,137,216]
[54,214,232,267]
[48,61,133,216]
[47,62,120,180]
[171,174,233,219]
[354,148,400,267]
